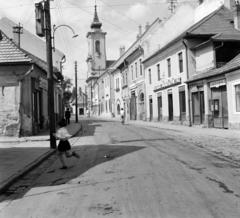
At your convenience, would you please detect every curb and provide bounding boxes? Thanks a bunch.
[0,149,56,194]
[0,123,82,194]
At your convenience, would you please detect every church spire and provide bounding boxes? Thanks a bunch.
[90,5,102,29]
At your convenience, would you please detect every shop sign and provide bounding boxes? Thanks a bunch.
[210,79,226,88]
[39,77,48,90]
[0,75,19,87]
[153,77,181,92]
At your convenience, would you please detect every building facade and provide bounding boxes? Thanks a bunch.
[0,31,63,136]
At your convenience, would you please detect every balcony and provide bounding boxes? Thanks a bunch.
[115,88,120,92]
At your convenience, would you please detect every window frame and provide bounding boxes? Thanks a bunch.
[140,59,143,76]
[167,58,171,77]
[235,84,240,112]
[157,63,160,81]
[135,62,138,79]
[149,68,152,85]
[178,52,183,73]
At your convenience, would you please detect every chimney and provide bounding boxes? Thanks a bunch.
[145,22,150,31]
[139,24,142,36]
[233,2,240,30]
[119,46,122,57]
[137,34,139,40]
[122,45,125,54]
[224,0,235,10]
[13,24,23,48]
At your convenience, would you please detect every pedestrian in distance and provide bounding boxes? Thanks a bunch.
[65,108,71,125]
[53,121,80,170]
[120,108,124,124]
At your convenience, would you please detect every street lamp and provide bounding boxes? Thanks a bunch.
[52,24,78,52]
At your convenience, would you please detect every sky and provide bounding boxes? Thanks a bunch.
[0,0,199,90]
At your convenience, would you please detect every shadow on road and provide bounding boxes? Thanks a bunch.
[2,143,145,201]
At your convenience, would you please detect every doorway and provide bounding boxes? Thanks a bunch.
[168,93,173,121]
[157,95,162,121]
[192,91,205,124]
[149,95,153,121]
[211,86,228,128]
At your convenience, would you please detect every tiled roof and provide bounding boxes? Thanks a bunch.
[0,30,61,78]
[186,53,240,82]
[189,7,240,36]
[144,6,240,63]
[0,31,32,63]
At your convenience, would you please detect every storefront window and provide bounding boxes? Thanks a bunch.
[236,84,240,112]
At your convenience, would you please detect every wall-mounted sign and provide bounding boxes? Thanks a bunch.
[153,77,181,92]
[0,75,19,87]
[210,79,226,88]
[39,77,48,90]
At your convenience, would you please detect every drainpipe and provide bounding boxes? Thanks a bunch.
[182,39,192,127]
[17,65,34,137]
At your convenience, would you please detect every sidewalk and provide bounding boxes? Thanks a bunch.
[0,119,82,194]
[94,115,240,162]
[94,115,239,139]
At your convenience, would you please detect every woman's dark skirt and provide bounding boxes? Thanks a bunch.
[58,140,71,152]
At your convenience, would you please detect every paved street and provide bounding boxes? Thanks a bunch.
[0,117,240,218]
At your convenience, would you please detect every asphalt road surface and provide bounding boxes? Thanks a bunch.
[1,118,240,218]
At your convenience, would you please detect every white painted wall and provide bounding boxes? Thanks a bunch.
[195,44,214,71]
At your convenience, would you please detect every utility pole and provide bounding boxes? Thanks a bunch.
[13,23,23,47]
[45,0,56,149]
[75,61,78,123]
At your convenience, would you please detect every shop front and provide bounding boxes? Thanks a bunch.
[191,85,205,125]
[209,79,228,129]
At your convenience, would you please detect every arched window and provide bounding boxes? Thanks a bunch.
[139,92,144,102]
[95,40,100,54]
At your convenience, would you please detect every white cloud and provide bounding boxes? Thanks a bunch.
[126,3,151,21]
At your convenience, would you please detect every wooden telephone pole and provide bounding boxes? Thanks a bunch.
[75,61,78,123]
[45,0,56,149]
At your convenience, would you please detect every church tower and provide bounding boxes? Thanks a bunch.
[86,5,107,77]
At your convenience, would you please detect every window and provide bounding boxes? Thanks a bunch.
[149,68,152,84]
[123,75,125,86]
[167,58,171,77]
[140,59,143,76]
[178,52,183,73]
[131,65,134,80]
[126,72,128,85]
[157,64,160,81]
[135,62,138,78]
[116,78,119,89]
[95,40,100,53]
[236,84,240,112]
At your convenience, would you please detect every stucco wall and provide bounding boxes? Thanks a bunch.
[226,71,240,129]
[195,44,214,71]
[0,86,19,136]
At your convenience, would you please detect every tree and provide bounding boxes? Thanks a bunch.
[61,78,73,104]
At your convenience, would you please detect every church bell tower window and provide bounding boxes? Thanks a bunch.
[95,40,101,56]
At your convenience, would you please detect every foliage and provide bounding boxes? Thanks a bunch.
[61,78,73,104]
